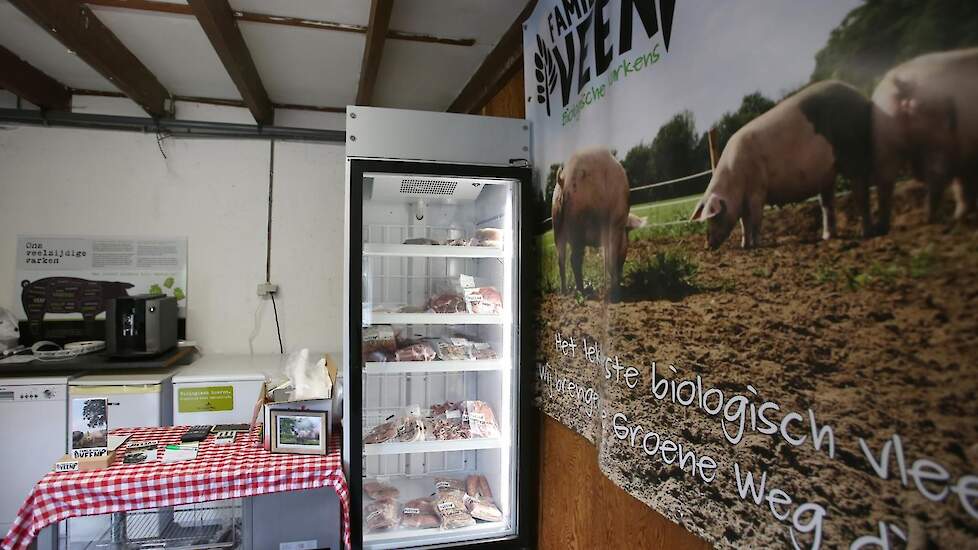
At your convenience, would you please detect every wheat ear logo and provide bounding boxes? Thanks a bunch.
[534,34,558,116]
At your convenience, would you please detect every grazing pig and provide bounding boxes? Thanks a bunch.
[21,277,133,335]
[552,148,639,297]
[691,80,873,248]
[870,48,978,230]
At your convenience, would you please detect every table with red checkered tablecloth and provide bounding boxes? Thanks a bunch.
[1,425,350,550]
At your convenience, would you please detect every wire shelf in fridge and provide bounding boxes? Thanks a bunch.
[363,243,505,258]
[364,437,508,456]
[366,312,505,325]
[363,359,507,374]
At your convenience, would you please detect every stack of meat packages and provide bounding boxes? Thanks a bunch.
[363,326,497,364]
[362,400,500,445]
[363,475,503,533]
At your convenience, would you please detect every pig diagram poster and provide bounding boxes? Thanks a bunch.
[524,1,978,548]
[15,235,188,327]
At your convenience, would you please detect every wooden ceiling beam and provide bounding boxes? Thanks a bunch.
[448,0,537,114]
[355,0,394,106]
[0,45,71,110]
[83,0,475,47]
[188,0,273,125]
[9,0,171,117]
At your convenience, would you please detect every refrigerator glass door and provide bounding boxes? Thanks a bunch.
[354,164,521,549]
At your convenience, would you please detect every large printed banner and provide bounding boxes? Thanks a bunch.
[524,1,978,548]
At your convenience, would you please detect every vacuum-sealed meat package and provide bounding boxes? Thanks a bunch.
[468,342,497,360]
[363,418,399,444]
[472,228,504,247]
[436,340,469,361]
[396,415,425,442]
[400,497,440,529]
[434,477,467,493]
[464,474,502,521]
[364,497,401,532]
[363,480,400,500]
[424,416,469,440]
[463,400,500,438]
[425,293,466,313]
[462,286,503,315]
[434,489,476,530]
[394,342,437,362]
[362,325,396,361]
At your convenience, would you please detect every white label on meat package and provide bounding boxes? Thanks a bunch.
[449,337,468,346]
[365,510,381,521]
[446,409,461,419]
[436,481,451,489]
[459,274,475,288]
[437,501,456,511]
[403,507,421,515]
[469,412,485,422]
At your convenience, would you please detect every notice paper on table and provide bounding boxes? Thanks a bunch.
[162,443,198,463]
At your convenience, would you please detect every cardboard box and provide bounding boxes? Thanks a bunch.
[53,450,116,473]
[254,353,338,452]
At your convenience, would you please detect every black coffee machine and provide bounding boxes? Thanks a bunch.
[106,295,177,357]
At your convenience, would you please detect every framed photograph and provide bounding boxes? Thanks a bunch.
[70,397,108,455]
[270,409,328,455]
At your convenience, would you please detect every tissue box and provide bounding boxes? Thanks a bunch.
[255,352,338,452]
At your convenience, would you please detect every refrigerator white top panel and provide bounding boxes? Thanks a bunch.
[345,106,530,166]
[171,354,284,384]
[0,374,71,385]
[69,367,181,386]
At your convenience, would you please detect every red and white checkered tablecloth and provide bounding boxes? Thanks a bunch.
[1,425,350,550]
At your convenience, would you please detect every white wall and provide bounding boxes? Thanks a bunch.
[0,107,346,354]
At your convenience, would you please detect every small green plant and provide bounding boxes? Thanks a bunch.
[752,266,773,279]
[813,265,839,284]
[149,276,185,301]
[622,250,700,299]
[908,246,937,278]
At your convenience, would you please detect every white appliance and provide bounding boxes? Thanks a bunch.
[172,354,342,550]
[0,375,69,543]
[65,368,178,548]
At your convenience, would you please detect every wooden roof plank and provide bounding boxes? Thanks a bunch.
[9,0,171,117]
[355,0,394,106]
[188,0,273,125]
[448,0,537,114]
[0,45,71,110]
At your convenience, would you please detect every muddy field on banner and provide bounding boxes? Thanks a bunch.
[525,1,978,548]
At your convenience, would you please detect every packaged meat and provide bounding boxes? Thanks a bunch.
[436,340,469,361]
[363,480,400,500]
[424,417,470,440]
[364,419,399,444]
[362,325,396,358]
[400,497,440,529]
[364,349,393,363]
[472,228,504,247]
[364,497,401,532]
[463,400,500,438]
[396,415,425,442]
[429,401,462,417]
[434,489,476,530]
[394,342,437,362]
[403,237,441,245]
[468,342,497,361]
[463,286,503,315]
[425,293,466,313]
[463,474,502,521]
[434,477,467,493]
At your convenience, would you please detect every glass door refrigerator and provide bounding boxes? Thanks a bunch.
[344,107,537,549]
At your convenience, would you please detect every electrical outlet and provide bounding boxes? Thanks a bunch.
[257,283,278,297]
